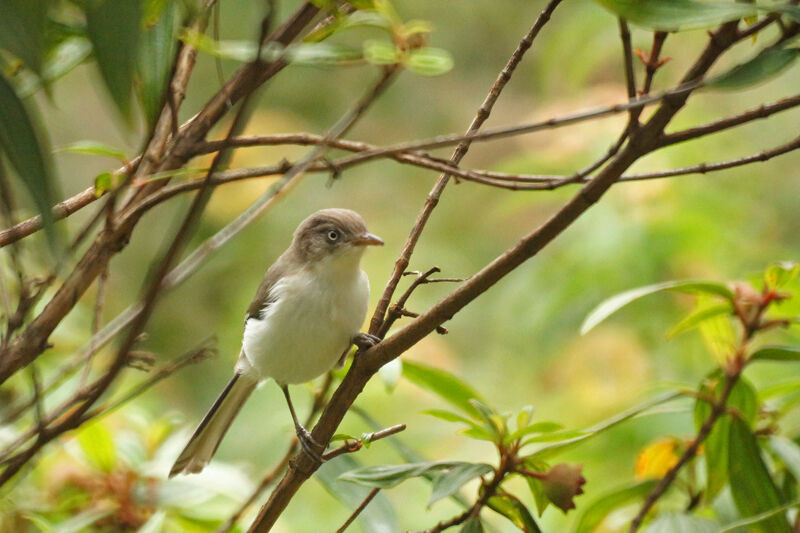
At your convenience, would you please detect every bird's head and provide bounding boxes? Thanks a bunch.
[293,208,383,266]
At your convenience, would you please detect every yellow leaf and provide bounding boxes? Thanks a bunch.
[635,438,680,480]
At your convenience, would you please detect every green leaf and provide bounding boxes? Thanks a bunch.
[403,360,485,419]
[138,0,178,127]
[287,43,362,65]
[84,0,142,119]
[728,417,791,533]
[765,262,800,289]
[641,512,718,533]
[667,301,733,340]
[469,398,502,439]
[179,28,258,62]
[339,461,491,490]
[720,499,800,532]
[532,392,681,458]
[77,421,116,472]
[487,492,542,533]
[56,140,127,161]
[694,372,758,500]
[574,480,658,533]
[0,0,49,73]
[517,405,534,430]
[428,463,493,507]
[18,37,93,97]
[405,47,454,76]
[698,307,737,365]
[769,436,800,485]
[593,0,758,30]
[422,408,491,439]
[317,455,398,533]
[460,517,484,533]
[524,475,550,516]
[581,280,734,335]
[750,345,800,362]
[305,10,393,42]
[0,72,60,247]
[710,47,800,90]
[505,422,563,445]
[363,40,400,65]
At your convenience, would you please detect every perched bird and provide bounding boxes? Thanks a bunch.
[170,208,383,477]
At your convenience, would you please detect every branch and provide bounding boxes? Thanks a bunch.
[659,93,800,147]
[335,488,381,533]
[368,0,566,335]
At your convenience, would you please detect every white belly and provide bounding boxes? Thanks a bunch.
[241,265,369,385]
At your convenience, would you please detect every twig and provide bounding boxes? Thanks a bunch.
[640,31,668,96]
[659,93,800,147]
[378,268,462,338]
[322,424,406,461]
[335,488,381,533]
[368,0,566,336]
[81,340,217,421]
[618,19,639,130]
[81,265,108,386]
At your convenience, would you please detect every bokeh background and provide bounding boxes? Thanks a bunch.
[5,0,800,531]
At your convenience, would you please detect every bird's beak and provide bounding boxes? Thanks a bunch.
[354,233,384,246]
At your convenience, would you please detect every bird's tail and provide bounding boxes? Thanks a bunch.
[169,372,258,477]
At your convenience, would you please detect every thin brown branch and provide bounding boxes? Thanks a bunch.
[618,19,639,130]
[335,488,380,533]
[0,186,96,248]
[659,93,800,147]
[368,0,566,336]
[81,340,217,421]
[322,423,406,461]
[641,31,668,96]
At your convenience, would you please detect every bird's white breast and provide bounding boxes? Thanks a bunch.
[241,257,369,385]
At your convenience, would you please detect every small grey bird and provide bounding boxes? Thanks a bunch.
[170,208,383,477]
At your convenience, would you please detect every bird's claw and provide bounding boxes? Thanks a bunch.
[296,426,325,463]
[352,332,381,351]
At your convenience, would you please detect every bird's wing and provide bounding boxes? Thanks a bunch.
[244,251,292,322]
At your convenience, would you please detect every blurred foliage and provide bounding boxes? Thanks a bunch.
[1,0,800,531]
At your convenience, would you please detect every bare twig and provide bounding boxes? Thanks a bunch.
[82,340,217,421]
[618,19,639,130]
[335,488,381,533]
[659,93,800,147]
[322,424,406,461]
[369,0,566,336]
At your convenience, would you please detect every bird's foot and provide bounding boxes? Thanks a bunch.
[296,425,325,463]
[352,332,381,351]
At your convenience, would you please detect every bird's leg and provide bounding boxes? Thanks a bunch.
[281,385,324,463]
[352,332,381,352]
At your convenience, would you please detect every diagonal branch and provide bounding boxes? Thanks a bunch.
[368,0,566,335]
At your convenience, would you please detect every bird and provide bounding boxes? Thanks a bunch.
[169,208,383,477]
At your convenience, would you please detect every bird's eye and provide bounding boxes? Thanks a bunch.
[326,230,340,242]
